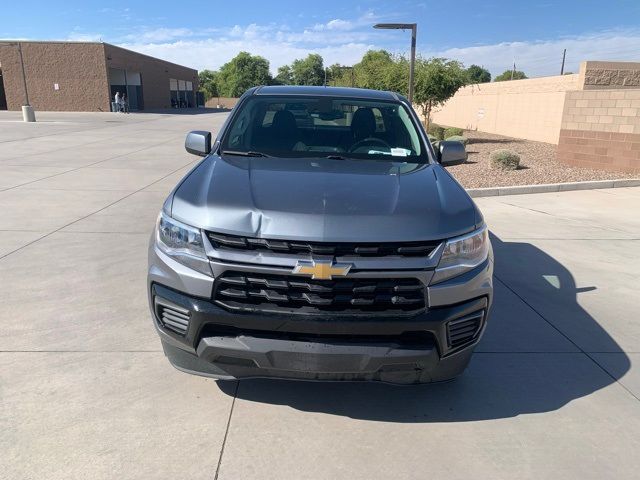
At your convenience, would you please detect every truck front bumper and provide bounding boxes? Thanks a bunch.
[150,282,489,384]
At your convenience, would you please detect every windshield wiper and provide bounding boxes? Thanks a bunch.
[221,150,270,157]
[325,154,348,160]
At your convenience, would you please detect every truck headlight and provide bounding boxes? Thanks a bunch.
[431,226,490,284]
[155,212,211,276]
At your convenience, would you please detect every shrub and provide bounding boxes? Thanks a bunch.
[444,127,464,138]
[490,149,521,170]
[445,135,468,146]
[427,123,445,141]
[427,134,438,144]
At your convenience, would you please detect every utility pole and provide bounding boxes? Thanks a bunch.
[560,49,566,75]
[511,60,516,81]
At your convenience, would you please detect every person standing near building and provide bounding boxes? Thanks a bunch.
[114,91,121,112]
[121,92,129,113]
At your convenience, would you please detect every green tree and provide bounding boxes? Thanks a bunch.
[466,64,491,83]
[326,63,347,86]
[350,50,412,95]
[384,55,410,96]
[274,65,293,85]
[290,54,325,86]
[413,57,467,127]
[217,52,272,97]
[353,50,395,91]
[198,69,219,100]
[494,69,528,81]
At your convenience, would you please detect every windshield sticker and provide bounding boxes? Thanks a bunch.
[390,148,410,157]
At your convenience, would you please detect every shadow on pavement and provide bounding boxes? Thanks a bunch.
[216,233,629,422]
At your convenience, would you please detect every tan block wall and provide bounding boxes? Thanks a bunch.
[561,89,640,134]
[580,61,640,90]
[0,42,110,111]
[557,88,640,172]
[104,44,198,110]
[558,130,640,173]
[430,74,580,144]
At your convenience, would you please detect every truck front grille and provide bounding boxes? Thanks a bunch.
[214,271,427,314]
[206,231,440,258]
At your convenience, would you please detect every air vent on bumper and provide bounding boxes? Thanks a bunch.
[154,297,191,335]
[447,311,484,349]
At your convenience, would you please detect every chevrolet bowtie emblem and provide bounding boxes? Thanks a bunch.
[292,259,352,280]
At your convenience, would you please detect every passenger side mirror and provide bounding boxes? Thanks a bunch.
[438,140,467,167]
[185,131,212,156]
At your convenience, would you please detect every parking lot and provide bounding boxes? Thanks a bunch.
[1,110,639,479]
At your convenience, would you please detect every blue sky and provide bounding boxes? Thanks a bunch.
[2,0,639,77]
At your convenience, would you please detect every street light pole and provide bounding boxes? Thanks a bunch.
[373,23,417,104]
[409,24,416,104]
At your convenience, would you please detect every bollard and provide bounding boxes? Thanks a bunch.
[22,105,36,122]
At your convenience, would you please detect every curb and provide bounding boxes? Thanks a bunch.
[466,178,640,198]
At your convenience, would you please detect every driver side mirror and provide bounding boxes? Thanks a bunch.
[185,131,212,156]
[437,140,467,167]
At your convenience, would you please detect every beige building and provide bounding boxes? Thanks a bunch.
[431,61,640,173]
[0,41,198,111]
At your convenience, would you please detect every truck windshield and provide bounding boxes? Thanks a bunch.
[220,95,429,162]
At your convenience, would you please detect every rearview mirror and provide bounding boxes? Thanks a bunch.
[185,131,212,156]
[438,140,467,167]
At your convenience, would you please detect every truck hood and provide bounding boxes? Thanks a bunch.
[170,155,479,242]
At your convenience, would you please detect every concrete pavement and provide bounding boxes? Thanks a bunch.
[1,111,639,479]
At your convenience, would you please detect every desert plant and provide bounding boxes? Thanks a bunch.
[444,127,464,138]
[490,149,521,170]
[427,123,445,141]
[445,135,468,146]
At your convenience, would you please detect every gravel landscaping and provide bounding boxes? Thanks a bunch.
[445,130,638,188]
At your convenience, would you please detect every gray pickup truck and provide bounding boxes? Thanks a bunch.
[148,85,493,384]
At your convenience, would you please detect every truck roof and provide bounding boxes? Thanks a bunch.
[253,85,400,101]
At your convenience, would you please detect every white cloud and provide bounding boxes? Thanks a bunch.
[109,18,639,80]
[431,29,640,77]
[313,19,352,31]
[122,27,194,43]
[67,31,102,42]
[116,19,379,71]
[326,19,351,30]
[119,38,373,72]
